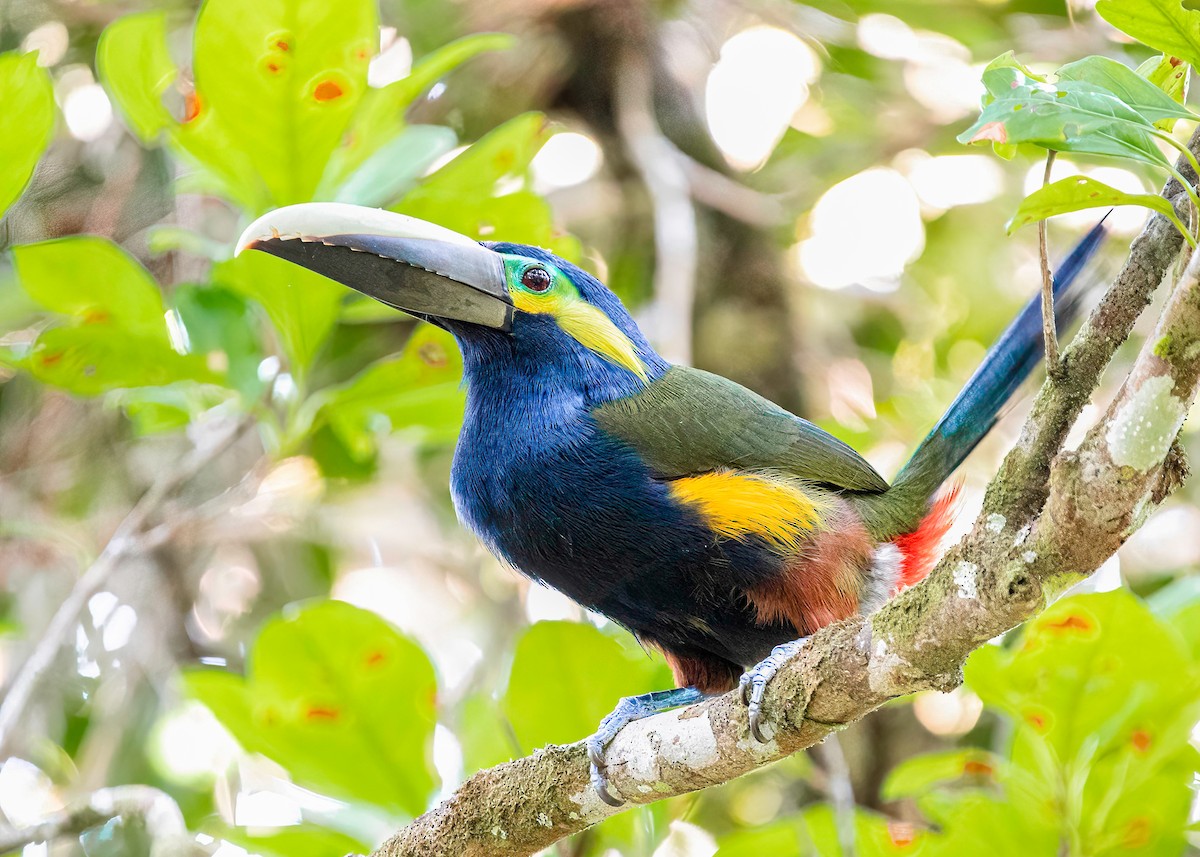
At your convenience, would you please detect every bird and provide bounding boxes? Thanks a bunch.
[236,202,1104,806]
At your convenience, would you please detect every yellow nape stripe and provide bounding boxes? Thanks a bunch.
[512,290,648,382]
[670,470,825,549]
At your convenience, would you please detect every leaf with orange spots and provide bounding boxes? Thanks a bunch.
[185,600,437,815]
[191,0,377,206]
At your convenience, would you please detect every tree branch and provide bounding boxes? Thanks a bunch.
[370,137,1200,857]
[0,785,206,856]
[0,414,256,756]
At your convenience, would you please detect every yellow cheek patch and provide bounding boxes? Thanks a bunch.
[669,470,827,550]
[511,289,649,383]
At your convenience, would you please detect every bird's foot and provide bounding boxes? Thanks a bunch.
[739,637,810,743]
[585,687,704,807]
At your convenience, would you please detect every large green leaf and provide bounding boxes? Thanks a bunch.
[217,824,370,857]
[326,32,513,189]
[186,600,438,816]
[1097,0,1200,70]
[1054,56,1196,126]
[97,12,177,142]
[331,124,458,207]
[305,324,465,458]
[192,0,377,206]
[214,250,344,378]
[959,65,1172,169]
[715,805,921,857]
[25,326,216,396]
[960,592,1200,856]
[0,51,55,220]
[394,112,578,258]
[13,237,170,341]
[502,621,671,751]
[1006,176,1190,242]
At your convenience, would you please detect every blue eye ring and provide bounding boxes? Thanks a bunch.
[521,266,552,292]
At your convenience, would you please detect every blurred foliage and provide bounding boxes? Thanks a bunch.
[1,0,1199,855]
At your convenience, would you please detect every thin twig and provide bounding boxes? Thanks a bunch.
[0,415,255,756]
[614,47,698,365]
[815,735,857,857]
[0,785,206,856]
[1039,151,1060,377]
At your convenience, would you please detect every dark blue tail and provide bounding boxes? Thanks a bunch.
[892,221,1107,498]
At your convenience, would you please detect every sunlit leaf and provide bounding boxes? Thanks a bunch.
[214,250,344,378]
[97,12,177,141]
[186,600,438,816]
[192,0,378,207]
[394,112,579,257]
[332,124,458,207]
[0,51,55,220]
[304,324,464,458]
[1134,54,1190,131]
[502,621,671,751]
[959,66,1172,169]
[172,283,265,399]
[327,33,512,187]
[881,749,1005,801]
[14,237,170,341]
[216,824,370,857]
[1097,0,1200,70]
[1055,55,1196,126]
[1006,176,1190,243]
[26,326,216,396]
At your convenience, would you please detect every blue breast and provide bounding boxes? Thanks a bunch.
[447,314,796,667]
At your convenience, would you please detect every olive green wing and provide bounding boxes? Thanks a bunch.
[592,365,889,493]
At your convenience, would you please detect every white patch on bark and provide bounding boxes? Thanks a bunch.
[953,561,979,600]
[1023,550,1037,564]
[867,635,906,694]
[537,812,552,828]
[1013,524,1031,547]
[654,709,720,770]
[986,514,1006,534]
[1106,376,1185,471]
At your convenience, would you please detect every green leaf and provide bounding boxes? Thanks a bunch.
[332,124,458,207]
[0,51,55,220]
[1135,54,1190,131]
[185,600,438,816]
[214,250,344,378]
[216,825,370,857]
[26,326,216,396]
[1097,0,1200,70]
[97,12,178,142]
[1006,176,1191,243]
[394,112,578,258]
[192,0,378,207]
[502,621,671,751]
[327,33,513,187]
[172,283,265,399]
[13,237,170,341]
[306,324,465,457]
[881,749,1005,802]
[958,66,1172,169]
[1055,55,1196,126]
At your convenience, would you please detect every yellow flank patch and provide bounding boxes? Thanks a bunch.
[512,289,648,382]
[669,470,825,550]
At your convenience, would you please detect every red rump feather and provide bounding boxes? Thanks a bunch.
[892,485,961,589]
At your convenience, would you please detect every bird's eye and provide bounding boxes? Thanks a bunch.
[521,266,552,293]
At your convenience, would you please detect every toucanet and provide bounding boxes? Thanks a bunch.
[236,203,1105,806]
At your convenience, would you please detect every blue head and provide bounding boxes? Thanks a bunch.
[233,204,669,409]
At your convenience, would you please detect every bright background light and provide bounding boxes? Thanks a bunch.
[795,167,925,291]
[706,26,819,171]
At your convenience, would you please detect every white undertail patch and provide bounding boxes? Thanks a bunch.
[861,542,903,615]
